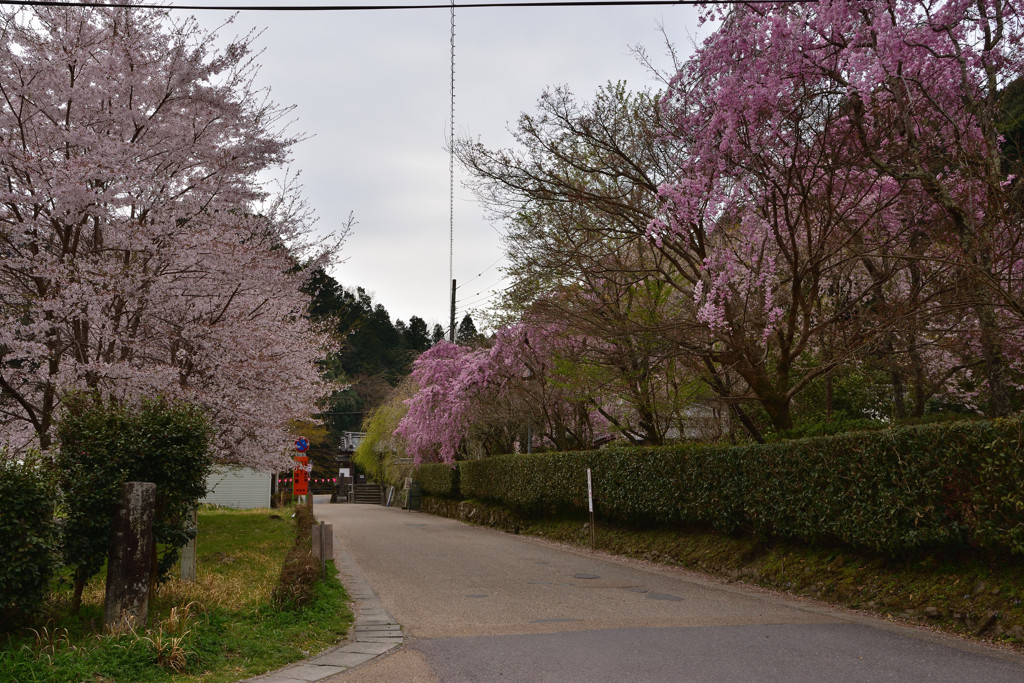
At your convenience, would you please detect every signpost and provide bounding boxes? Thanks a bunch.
[587,468,595,550]
[294,436,312,510]
[293,455,309,497]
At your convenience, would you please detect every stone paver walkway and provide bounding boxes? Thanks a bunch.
[243,522,403,683]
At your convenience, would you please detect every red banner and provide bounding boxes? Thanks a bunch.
[293,455,309,496]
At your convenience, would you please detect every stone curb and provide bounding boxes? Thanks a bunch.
[243,522,404,682]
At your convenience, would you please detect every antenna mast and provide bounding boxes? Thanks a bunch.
[448,0,457,343]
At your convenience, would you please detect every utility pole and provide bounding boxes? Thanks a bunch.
[449,278,457,342]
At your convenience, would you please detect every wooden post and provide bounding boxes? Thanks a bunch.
[104,482,156,630]
[314,521,333,580]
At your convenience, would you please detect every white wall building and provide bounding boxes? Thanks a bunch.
[200,465,271,509]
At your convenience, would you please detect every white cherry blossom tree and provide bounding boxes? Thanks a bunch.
[0,5,342,468]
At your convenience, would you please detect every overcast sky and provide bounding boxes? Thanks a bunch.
[181,1,707,330]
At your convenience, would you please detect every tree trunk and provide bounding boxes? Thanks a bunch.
[701,358,764,443]
[975,303,1011,417]
[911,352,927,417]
[891,370,907,420]
[825,372,834,419]
[731,402,765,444]
[761,395,793,433]
[71,573,87,614]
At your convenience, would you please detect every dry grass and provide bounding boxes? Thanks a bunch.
[7,505,353,682]
[23,623,76,665]
[134,603,202,673]
[52,511,289,620]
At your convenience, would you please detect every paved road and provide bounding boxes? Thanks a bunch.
[314,503,1024,682]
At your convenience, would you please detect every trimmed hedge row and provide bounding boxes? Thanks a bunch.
[423,417,1024,557]
[416,462,460,498]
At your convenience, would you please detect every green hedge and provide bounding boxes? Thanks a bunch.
[454,417,1024,557]
[415,462,460,498]
[0,455,58,628]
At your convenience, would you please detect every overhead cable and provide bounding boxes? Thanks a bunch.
[0,0,801,10]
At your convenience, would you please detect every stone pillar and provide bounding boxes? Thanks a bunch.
[104,481,156,631]
[179,507,198,583]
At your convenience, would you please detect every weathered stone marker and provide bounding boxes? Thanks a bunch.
[180,507,198,583]
[104,481,156,631]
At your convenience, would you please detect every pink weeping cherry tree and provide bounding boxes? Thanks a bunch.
[395,321,614,464]
[653,0,1024,426]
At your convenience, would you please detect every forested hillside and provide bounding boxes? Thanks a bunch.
[301,268,478,439]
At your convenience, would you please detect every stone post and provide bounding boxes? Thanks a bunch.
[179,506,198,583]
[104,481,156,631]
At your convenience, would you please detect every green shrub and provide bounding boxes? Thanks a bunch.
[416,462,460,498]
[454,416,1024,558]
[770,417,886,441]
[0,453,58,628]
[56,394,213,609]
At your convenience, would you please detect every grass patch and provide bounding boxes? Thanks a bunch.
[424,496,1024,648]
[0,506,353,682]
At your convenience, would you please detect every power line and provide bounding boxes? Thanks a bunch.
[455,274,510,304]
[0,0,798,10]
[456,282,511,310]
[457,254,504,289]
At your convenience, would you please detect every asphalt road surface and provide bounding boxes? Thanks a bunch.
[314,503,1024,682]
